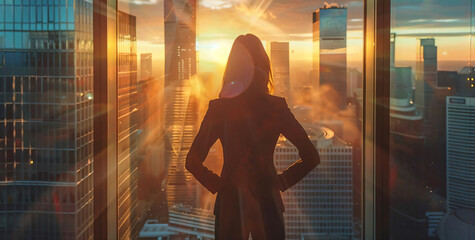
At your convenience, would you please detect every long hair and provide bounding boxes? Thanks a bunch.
[219,34,273,98]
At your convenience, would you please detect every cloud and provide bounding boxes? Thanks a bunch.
[200,0,239,9]
[407,19,461,23]
[391,0,471,31]
[119,0,158,5]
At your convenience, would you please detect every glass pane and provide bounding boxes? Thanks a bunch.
[121,0,364,239]
[390,0,474,239]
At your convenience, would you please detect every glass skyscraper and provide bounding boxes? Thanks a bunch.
[0,0,94,239]
[163,0,199,208]
[274,125,354,240]
[313,5,347,106]
[117,11,139,239]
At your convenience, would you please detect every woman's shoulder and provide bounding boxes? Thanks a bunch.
[209,94,288,109]
[264,94,288,108]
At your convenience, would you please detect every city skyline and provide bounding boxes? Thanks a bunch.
[121,0,472,86]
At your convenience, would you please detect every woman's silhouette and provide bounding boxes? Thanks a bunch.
[186,34,320,240]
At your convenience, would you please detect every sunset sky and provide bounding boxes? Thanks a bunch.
[118,0,474,79]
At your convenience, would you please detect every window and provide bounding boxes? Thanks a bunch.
[388,0,475,239]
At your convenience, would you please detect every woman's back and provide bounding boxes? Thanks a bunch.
[209,94,286,187]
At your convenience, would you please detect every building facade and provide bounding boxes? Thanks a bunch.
[313,5,347,106]
[139,205,215,240]
[164,0,199,207]
[267,42,291,105]
[117,11,139,239]
[274,126,354,240]
[0,0,94,239]
[446,96,475,211]
[415,38,437,132]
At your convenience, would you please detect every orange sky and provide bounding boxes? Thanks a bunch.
[120,0,474,80]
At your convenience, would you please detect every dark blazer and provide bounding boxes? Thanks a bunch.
[185,94,320,214]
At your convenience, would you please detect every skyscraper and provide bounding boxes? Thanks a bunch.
[313,5,347,105]
[415,38,437,131]
[117,11,139,239]
[267,42,291,104]
[0,0,94,239]
[140,53,152,80]
[274,126,354,240]
[415,38,450,205]
[446,96,475,211]
[164,0,198,207]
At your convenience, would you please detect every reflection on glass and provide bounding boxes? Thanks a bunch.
[390,0,474,239]
[0,0,94,239]
[117,10,139,239]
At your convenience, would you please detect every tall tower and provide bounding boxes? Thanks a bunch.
[0,0,94,239]
[415,38,437,131]
[313,5,347,106]
[267,42,291,104]
[117,11,139,239]
[164,0,198,207]
[446,96,475,211]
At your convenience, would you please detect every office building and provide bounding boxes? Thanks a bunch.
[437,71,458,89]
[139,205,215,240]
[267,42,291,104]
[313,5,347,106]
[274,125,354,240]
[0,0,94,239]
[117,11,139,239]
[446,96,475,211]
[415,38,437,131]
[455,67,475,96]
[164,0,199,207]
[140,53,152,80]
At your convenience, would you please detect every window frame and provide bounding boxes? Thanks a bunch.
[363,0,391,239]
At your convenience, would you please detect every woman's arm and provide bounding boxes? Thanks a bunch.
[277,99,320,192]
[185,102,221,194]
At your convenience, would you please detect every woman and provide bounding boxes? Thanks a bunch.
[185,34,320,240]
